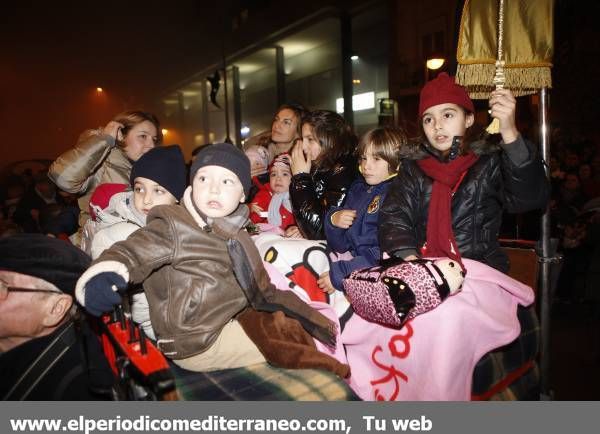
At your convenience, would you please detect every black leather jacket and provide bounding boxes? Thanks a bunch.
[379,136,549,272]
[290,155,358,240]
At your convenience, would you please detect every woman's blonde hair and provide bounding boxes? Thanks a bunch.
[357,126,408,173]
[113,110,162,146]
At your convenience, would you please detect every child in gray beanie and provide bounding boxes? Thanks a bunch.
[75,143,336,372]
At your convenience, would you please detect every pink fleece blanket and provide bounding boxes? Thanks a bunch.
[341,258,534,401]
[260,241,535,401]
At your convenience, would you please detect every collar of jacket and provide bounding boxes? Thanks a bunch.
[408,138,501,161]
[93,190,144,228]
[182,186,208,229]
[181,186,249,238]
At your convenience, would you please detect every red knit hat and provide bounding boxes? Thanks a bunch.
[418,73,474,117]
[88,183,128,220]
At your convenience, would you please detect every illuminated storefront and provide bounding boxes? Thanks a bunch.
[160,2,390,154]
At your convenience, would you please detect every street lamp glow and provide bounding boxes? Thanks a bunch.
[426,58,445,70]
[96,87,103,93]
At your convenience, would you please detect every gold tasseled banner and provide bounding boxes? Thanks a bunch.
[457,64,553,98]
[456,0,554,99]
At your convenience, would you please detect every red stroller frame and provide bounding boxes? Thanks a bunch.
[99,304,177,400]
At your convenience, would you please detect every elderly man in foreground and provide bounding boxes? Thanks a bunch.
[0,234,113,400]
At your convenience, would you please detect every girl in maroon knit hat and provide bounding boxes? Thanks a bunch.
[379,72,549,273]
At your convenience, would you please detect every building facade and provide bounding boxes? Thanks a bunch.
[158,0,461,157]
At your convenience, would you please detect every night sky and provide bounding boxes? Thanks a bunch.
[3,0,599,170]
[2,0,223,167]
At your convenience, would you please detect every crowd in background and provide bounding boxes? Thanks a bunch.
[546,130,600,306]
[0,169,80,239]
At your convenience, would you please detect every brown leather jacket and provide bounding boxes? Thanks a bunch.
[96,187,248,359]
[48,129,132,227]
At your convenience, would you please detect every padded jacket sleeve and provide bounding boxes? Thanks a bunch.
[96,215,176,285]
[290,163,356,240]
[500,136,550,213]
[324,206,351,253]
[48,130,117,194]
[249,184,271,224]
[378,161,422,259]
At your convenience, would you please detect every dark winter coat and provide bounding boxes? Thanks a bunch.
[290,155,358,240]
[325,178,392,290]
[0,320,113,400]
[379,136,550,273]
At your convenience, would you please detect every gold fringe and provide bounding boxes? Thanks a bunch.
[456,64,552,99]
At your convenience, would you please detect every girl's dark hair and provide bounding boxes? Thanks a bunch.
[302,110,357,170]
[357,127,408,174]
[113,110,163,146]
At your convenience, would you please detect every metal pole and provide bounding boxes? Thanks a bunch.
[200,77,210,144]
[232,65,242,146]
[222,66,232,144]
[275,45,286,107]
[538,87,552,400]
[340,10,354,128]
[219,5,232,145]
[177,91,186,145]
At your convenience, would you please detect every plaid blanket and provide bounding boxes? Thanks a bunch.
[471,305,541,400]
[170,315,538,401]
[168,309,538,401]
[171,362,359,401]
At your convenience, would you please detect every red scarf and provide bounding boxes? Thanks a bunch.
[416,153,479,265]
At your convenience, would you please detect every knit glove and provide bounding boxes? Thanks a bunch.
[83,272,126,317]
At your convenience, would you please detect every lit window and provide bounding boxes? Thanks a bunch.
[336,92,375,113]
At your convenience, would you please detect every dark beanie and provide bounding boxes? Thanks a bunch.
[189,143,251,197]
[0,234,91,297]
[130,145,187,200]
